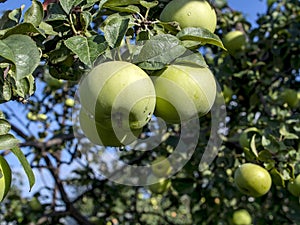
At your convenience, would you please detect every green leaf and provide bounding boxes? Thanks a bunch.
[134,34,186,70]
[105,5,140,13]
[177,27,226,50]
[280,125,299,140]
[0,77,12,103]
[60,0,84,13]
[1,23,46,38]
[46,3,68,21]
[0,41,14,62]
[258,150,273,162]
[1,34,40,80]
[270,168,285,187]
[80,11,92,32]
[250,134,258,157]
[65,35,107,67]
[87,35,108,63]
[24,0,44,27]
[0,119,11,135]
[140,0,158,9]
[10,147,35,191]
[12,74,36,98]
[0,7,23,30]
[173,51,207,68]
[103,0,140,7]
[38,22,58,35]
[0,134,19,150]
[65,36,91,66]
[104,17,130,48]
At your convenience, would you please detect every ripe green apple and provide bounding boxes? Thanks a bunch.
[231,209,252,225]
[0,155,12,202]
[223,30,246,54]
[280,88,299,108]
[160,0,217,33]
[79,109,142,147]
[79,61,156,130]
[234,163,272,197]
[151,156,172,178]
[287,174,300,197]
[153,64,216,123]
[147,175,171,194]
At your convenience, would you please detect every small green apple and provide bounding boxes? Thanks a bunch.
[147,175,171,194]
[153,64,216,123]
[160,0,217,33]
[287,174,300,197]
[37,114,48,121]
[27,112,38,121]
[223,30,246,54]
[79,61,156,130]
[65,98,75,107]
[280,88,299,108]
[79,109,142,147]
[234,163,272,197]
[231,209,252,225]
[151,156,172,178]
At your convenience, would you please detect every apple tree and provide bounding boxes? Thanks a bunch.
[0,0,299,224]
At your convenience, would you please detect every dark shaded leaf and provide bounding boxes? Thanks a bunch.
[0,35,40,80]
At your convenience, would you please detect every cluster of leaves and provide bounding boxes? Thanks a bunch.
[0,0,299,224]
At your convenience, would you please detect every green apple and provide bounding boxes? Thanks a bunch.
[287,174,300,197]
[160,0,217,33]
[65,98,75,107]
[79,61,156,130]
[26,112,38,121]
[79,109,142,147]
[0,155,12,202]
[234,163,272,197]
[37,114,48,121]
[280,88,299,108]
[231,209,252,225]
[151,156,172,178]
[147,175,171,194]
[153,64,216,123]
[223,30,246,54]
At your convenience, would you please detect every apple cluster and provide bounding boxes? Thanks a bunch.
[78,61,217,147]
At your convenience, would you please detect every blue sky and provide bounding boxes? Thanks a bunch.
[0,0,267,26]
